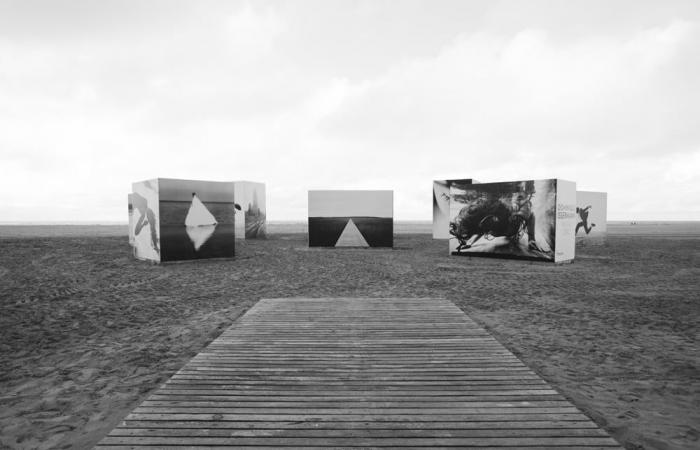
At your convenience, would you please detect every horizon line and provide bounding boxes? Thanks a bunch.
[1,219,699,226]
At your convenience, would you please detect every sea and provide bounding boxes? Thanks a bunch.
[0,221,698,239]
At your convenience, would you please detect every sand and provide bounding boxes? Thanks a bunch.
[0,222,698,449]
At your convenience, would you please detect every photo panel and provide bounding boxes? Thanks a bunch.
[128,193,135,247]
[576,191,608,241]
[234,181,267,239]
[131,179,161,262]
[433,179,474,239]
[448,179,558,261]
[308,190,393,248]
[555,180,577,263]
[158,178,236,262]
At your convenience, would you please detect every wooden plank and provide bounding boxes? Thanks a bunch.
[138,401,573,408]
[97,297,621,448]
[120,412,594,422]
[149,392,565,400]
[109,428,612,438]
[118,420,601,430]
[97,446,620,450]
[99,436,621,446]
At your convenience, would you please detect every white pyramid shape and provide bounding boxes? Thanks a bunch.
[185,194,217,227]
[335,219,369,247]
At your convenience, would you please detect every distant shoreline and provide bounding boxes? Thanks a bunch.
[1,220,699,225]
[0,221,698,239]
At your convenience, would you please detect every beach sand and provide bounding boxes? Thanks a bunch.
[0,222,698,449]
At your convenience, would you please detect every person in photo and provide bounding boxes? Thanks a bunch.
[576,205,596,234]
[132,192,159,254]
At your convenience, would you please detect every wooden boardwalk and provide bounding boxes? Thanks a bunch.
[97,297,620,449]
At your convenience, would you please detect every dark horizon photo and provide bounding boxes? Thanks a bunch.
[159,200,236,261]
[308,216,393,247]
[307,190,394,248]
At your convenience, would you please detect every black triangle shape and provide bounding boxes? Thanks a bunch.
[308,217,348,247]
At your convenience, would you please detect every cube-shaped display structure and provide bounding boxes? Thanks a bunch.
[308,190,393,248]
[128,193,135,247]
[433,179,475,239]
[448,179,576,262]
[575,191,607,244]
[234,181,267,239]
[130,178,238,262]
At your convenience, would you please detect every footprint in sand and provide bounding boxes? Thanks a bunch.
[617,409,640,419]
[684,427,699,442]
[619,393,641,402]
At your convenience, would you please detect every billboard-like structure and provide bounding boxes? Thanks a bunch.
[448,179,576,263]
[433,179,475,239]
[128,193,135,247]
[576,191,607,243]
[131,180,161,262]
[234,181,267,239]
[130,178,238,262]
[308,190,393,248]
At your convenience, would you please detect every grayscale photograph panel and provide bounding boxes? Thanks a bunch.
[433,179,474,239]
[158,179,236,261]
[449,179,556,261]
[308,190,393,247]
[131,179,160,262]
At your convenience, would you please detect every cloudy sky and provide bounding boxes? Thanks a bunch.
[1,0,699,222]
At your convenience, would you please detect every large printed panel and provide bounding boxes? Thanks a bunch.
[308,190,393,247]
[433,179,474,239]
[128,193,135,247]
[555,180,577,263]
[131,179,161,262]
[158,178,236,262]
[576,191,607,241]
[449,179,557,261]
[234,181,267,239]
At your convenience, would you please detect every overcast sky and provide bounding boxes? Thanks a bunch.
[2,0,699,222]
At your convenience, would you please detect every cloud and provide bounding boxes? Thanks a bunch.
[0,2,699,221]
[309,20,700,219]
[320,20,699,155]
[0,2,293,221]
[225,2,285,52]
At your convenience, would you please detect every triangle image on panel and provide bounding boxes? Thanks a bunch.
[186,224,216,251]
[185,194,218,227]
[185,193,218,251]
[335,219,370,247]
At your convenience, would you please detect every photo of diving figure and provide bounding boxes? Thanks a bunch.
[576,205,596,235]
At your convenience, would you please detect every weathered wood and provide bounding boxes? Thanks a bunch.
[98,436,620,446]
[97,297,620,448]
[150,392,565,399]
[118,420,601,430]
[120,412,595,422]
[109,428,611,438]
[96,446,619,450]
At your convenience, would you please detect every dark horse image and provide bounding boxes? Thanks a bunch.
[449,185,544,253]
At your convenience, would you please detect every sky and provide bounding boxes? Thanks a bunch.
[1,0,699,222]
[309,190,393,217]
